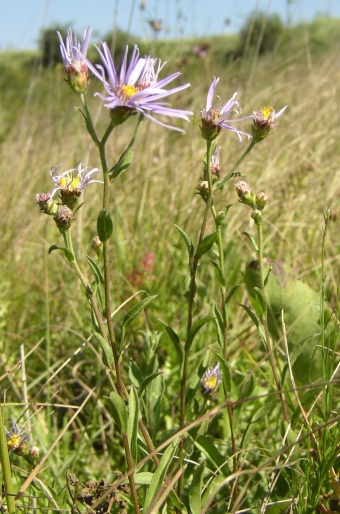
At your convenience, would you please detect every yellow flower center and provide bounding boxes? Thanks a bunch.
[59,175,81,191]
[202,375,218,391]
[260,107,273,120]
[121,84,138,99]
[7,434,22,449]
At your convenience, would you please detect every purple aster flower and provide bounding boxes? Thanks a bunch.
[201,362,222,395]
[252,105,287,142]
[5,420,31,453]
[49,163,102,209]
[201,77,252,142]
[81,42,192,131]
[57,26,92,93]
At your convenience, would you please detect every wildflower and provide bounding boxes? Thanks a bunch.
[201,363,222,394]
[5,420,30,455]
[252,105,287,142]
[82,43,192,130]
[201,77,252,142]
[256,192,267,210]
[57,26,92,93]
[50,163,102,209]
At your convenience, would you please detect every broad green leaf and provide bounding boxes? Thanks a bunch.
[97,209,113,243]
[189,461,205,514]
[109,149,134,181]
[143,442,178,512]
[195,232,217,261]
[105,392,127,433]
[121,295,158,344]
[210,260,226,288]
[185,316,214,353]
[175,224,194,260]
[48,245,74,262]
[92,331,114,368]
[127,385,139,467]
[242,231,259,253]
[157,319,184,370]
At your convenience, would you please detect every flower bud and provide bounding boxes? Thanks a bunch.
[235,181,257,209]
[54,205,75,232]
[92,236,103,260]
[36,193,59,216]
[30,446,40,459]
[256,192,267,210]
[198,180,209,196]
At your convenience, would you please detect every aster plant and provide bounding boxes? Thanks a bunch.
[19,24,293,514]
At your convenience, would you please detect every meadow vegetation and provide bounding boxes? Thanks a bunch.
[1,13,340,513]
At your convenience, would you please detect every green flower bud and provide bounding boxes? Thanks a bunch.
[256,192,267,210]
[36,193,59,216]
[54,205,75,232]
[235,181,257,209]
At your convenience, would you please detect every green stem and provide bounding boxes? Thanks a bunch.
[0,403,16,513]
[256,222,289,423]
[98,119,142,513]
[216,140,257,193]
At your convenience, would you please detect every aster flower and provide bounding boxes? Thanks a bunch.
[201,363,222,395]
[57,26,92,93]
[5,420,31,454]
[81,42,192,131]
[252,105,287,142]
[50,163,102,209]
[201,77,252,142]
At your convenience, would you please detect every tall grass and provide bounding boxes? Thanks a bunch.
[1,16,340,513]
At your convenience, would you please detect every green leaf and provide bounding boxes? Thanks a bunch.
[210,260,226,288]
[175,224,194,260]
[127,386,139,467]
[143,442,178,513]
[225,284,240,305]
[185,316,214,353]
[194,435,228,477]
[242,231,259,253]
[195,232,217,260]
[168,490,188,513]
[189,461,205,514]
[105,392,127,432]
[157,319,184,370]
[84,254,104,284]
[121,295,158,344]
[128,359,143,388]
[109,149,134,181]
[134,472,153,485]
[213,304,224,350]
[48,245,74,262]
[92,331,114,368]
[97,209,113,243]
[138,372,163,397]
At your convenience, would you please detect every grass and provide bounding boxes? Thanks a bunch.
[1,15,340,513]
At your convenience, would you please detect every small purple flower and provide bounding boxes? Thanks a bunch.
[201,362,222,394]
[5,420,31,453]
[252,105,287,142]
[82,42,192,131]
[57,27,92,93]
[201,77,252,142]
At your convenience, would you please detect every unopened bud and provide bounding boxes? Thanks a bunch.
[92,236,103,259]
[54,205,75,232]
[198,180,209,196]
[36,193,59,216]
[235,181,257,209]
[30,446,40,459]
[256,192,267,210]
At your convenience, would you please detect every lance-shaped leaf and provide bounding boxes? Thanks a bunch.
[109,149,134,181]
[195,232,217,261]
[48,245,74,262]
[189,461,205,514]
[185,316,214,353]
[157,319,184,370]
[121,295,158,344]
[97,209,113,243]
[92,331,114,368]
[105,392,127,432]
[175,224,194,260]
[127,385,139,467]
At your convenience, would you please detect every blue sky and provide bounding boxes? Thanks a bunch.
[1,0,339,50]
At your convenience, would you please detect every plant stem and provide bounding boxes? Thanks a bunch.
[257,222,289,423]
[0,403,16,514]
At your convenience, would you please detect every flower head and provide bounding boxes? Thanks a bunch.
[252,105,287,142]
[201,77,252,142]
[201,363,222,395]
[50,163,102,209]
[57,26,92,93]
[5,420,31,455]
[82,43,192,131]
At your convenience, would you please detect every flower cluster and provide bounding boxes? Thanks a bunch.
[37,163,102,231]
